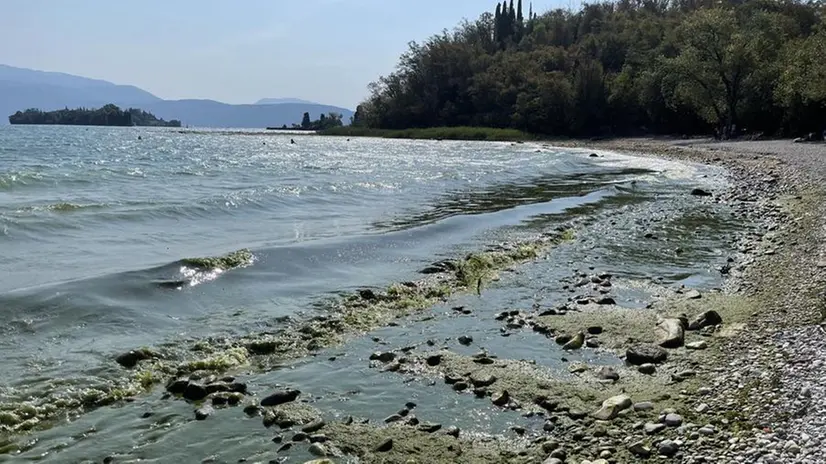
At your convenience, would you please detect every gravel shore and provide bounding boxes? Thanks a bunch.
[576,138,826,464]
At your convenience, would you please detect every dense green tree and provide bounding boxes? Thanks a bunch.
[356,0,826,138]
[301,112,312,129]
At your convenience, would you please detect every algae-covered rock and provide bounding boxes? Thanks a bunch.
[115,348,158,368]
[181,248,253,270]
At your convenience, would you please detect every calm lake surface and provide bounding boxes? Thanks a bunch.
[0,126,741,462]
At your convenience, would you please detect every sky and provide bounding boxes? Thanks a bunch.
[0,0,563,109]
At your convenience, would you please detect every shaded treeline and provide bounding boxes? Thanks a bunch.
[353,0,826,138]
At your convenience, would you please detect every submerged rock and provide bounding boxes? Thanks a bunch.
[183,383,209,402]
[115,348,157,369]
[592,394,632,420]
[655,318,685,348]
[261,389,301,407]
[690,188,712,197]
[626,345,668,365]
[194,405,213,420]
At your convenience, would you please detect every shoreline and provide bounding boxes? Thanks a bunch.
[2,138,824,463]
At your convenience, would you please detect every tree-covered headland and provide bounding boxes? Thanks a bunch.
[352,0,826,139]
[9,104,182,127]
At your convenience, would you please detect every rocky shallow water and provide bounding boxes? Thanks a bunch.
[3,128,823,463]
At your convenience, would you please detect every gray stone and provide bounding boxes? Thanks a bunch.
[664,413,684,427]
[592,394,632,420]
[470,373,497,387]
[629,441,652,457]
[685,289,702,299]
[634,402,655,411]
[638,364,657,375]
[491,390,510,406]
[656,318,685,348]
[644,422,667,434]
[458,335,473,346]
[626,345,668,365]
[688,310,723,330]
[658,439,680,456]
[308,443,327,457]
[302,419,326,433]
[698,426,716,436]
[686,341,709,350]
[596,366,619,381]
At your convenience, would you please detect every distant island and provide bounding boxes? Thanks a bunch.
[8,104,181,127]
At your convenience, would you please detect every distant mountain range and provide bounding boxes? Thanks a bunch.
[255,97,319,105]
[0,65,353,128]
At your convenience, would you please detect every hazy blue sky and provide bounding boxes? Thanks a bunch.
[0,0,563,109]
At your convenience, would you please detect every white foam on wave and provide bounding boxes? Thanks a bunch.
[179,265,225,288]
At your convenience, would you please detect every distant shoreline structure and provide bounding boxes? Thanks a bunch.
[8,104,181,127]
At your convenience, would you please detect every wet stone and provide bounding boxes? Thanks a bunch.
[184,383,209,402]
[445,426,460,437]
[301,419,325,433]
[260,389,300,407]
[195,405,213,420]
[491,390,510,406]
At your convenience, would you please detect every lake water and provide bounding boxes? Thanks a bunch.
[0,126,741,462]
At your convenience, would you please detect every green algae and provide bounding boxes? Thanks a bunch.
[181,248,254,270]
[0,230,575,437]
[322,422,542,464]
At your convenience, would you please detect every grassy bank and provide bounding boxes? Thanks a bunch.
[319,126,535,142]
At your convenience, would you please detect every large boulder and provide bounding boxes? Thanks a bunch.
[592,394,632,420]
[688,310,723,330]
[655,318,685,348]
[626,344,668,365]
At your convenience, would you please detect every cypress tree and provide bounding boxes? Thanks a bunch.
[509,0,516,36]
[495,3,502,43]
[528,2,532,22]
[517,0,523,24]
[501,1,510,45]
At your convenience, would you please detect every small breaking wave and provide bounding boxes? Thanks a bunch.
[0,172,44,190]
[155,249,255,289]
